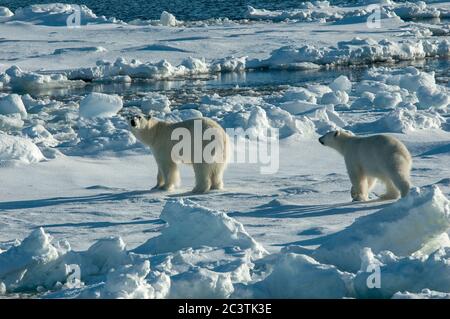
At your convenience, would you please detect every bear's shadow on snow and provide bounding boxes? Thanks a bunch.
[37,218,165,230]
[228,200,390,220]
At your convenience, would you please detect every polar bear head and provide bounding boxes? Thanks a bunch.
[319,130,354,153]
[128,114,154,130]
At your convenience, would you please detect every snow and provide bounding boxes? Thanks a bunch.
[0,132,45,165]
[1,0,450,299]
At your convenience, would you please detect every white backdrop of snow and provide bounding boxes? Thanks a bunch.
[1,185,450,298]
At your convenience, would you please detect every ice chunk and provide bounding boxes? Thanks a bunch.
[101,261,165,299]
[160,11,178,27]
[245,253,351,298]
[9,4,111,26]
[140,94,171,114]
[4,66,84,91]
[0,228,61,291]
[354,247,450,298]
[373,91,402,109]
[329,76,352,92]
[0,132,45,165]
[0,94,27,117]
[0,7,13,18]
[0,114,24,131]
[79,93,123,119]
[377,107,444,133]
[170,268,234,298]
[23,124,59,147]
[320,90,349,105]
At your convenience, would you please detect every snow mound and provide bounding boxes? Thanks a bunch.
[0,228,62,290]
[72,116,137,155]
[0,94,27,117]
[329,75,352,92]
[160,11,178,27]
[373,107,444,133]
[247,38,450,69]
[0,132,45,165]
[170,268,234,298]
[243,253,352,298]
[312,186,450,272]
[134,199,268,258]
[140,93,171,114]
[79,93,123,119]
[6,4,113,26]
[0,114,24,131]
[354,247,450,298]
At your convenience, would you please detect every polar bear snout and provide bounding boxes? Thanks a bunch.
[318,137,325,145]
[130,118,137,127]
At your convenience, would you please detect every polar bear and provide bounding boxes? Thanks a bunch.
[319,130,412,201]
[129,115,228,193]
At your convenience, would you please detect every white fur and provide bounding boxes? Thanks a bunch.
[130,116,229,193]
[319,130,412,201]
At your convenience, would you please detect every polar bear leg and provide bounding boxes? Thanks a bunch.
[367,177,377,192]
[390,172,411,198]
[210,164,225,190]
[349,172,369,202]
[152,168,165,190]
[192,163,212,193]
[159,162,179,191]
[380,178,401,200]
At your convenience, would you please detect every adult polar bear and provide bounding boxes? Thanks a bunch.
[319,130,412,201]
[129,115,229,193]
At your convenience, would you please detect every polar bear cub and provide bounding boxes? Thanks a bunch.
[129,115,228,193]
[319,130,412,201]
